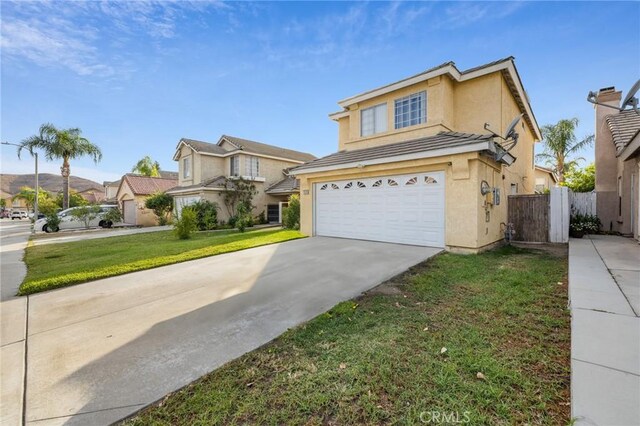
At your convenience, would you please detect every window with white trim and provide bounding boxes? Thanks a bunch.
[183,157,191,179]
[361,103,387,137]
[230,155,240,177]
[394,91,426,129]
[245,156,259,177]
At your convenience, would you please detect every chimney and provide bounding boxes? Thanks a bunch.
[596,86,622,108]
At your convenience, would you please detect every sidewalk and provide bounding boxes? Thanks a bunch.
[1,221,31,426]
[569,235,640,426]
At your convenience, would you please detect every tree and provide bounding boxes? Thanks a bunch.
[70,205,101,229]
[11,186,51,210]
[536,118,593,184]
[0,199,6,210]
[132,156,161,177]
[145,192,173,225]
[220,177,257,218]
[564,163,595,193]
[55,191,87,208]
[19,123,102,209]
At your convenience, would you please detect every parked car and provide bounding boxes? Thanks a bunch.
[34,205,119,233]
[11,210,28,220]
[0,210,10,218]
[28,212,46,220]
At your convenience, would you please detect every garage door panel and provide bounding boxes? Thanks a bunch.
[315,172,444,248]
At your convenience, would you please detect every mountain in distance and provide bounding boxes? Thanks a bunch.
[0,173,103,195]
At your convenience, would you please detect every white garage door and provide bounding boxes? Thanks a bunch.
[315,171,445,247]
[123,200,136,225]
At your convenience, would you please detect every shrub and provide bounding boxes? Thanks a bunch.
[173,207,197,239]
[44,213,61,232]
[235,202,253,233]
[282,195,300,230]
[570,214,601,236]
[70,205,101,229]
[145,192,173,225]
[190,200,219,231]
[257,210,268,225]
[102,207,122,226]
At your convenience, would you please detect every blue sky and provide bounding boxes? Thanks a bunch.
[1,1,639,183]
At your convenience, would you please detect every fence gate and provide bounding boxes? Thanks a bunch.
[508,194,550,242]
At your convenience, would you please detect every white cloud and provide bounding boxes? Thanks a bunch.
[0,0,230,78]
[442,2,525,28]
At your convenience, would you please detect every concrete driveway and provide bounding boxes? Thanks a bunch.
[17,237,439,425]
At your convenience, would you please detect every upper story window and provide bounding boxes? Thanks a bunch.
[230,155,240,176]
[394,91,426,129]
[361,103,387,137]
[245,156,259,177]
[183,157,191,179]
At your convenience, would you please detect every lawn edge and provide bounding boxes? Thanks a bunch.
[19,231,305,296]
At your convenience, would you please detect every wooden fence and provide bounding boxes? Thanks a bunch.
[569,191,596,216]
[508,194,550,243]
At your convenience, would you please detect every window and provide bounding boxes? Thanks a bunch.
[183,157,191,179]
[245,156,259,177]
[361,103,387,137]
[394,91,426,129]
[230,155,239,176]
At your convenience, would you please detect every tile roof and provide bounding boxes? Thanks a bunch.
[265,176,300,194]
[122,174,179,196]
[180,138,228,155]
[221,135,317,162]
[159,171,179,179]
[606,110,640,154]
[291,132,494,172]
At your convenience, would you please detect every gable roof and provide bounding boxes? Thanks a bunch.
[290,132,500,175]
[606,110,640,154]
[220,135,317,162]
[534,165,558,183]
[174,135,316,163]
[178,138,229,155]
[265,176,300,195]
[330,57,541,140]
[119,174,178,196]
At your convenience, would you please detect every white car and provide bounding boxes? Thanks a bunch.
[11,210,28,220]
[35,205,119,233]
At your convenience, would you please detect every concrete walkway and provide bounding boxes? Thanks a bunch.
[1,221,31,426]
[569,235,640,426]
[16,237,439,425]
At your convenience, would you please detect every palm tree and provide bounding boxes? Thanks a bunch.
[18,123,102,209]
[11,186,50,210]
[536,118,594,184]
[131,156,161,177]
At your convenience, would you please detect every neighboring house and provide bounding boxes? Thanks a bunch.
[104,179,120,202]
[116,174,178,226]
[77,187,106,204]
[167,135,316,222]
[290,57,541,252]
[534,165,558,193]
[593,87,640,239]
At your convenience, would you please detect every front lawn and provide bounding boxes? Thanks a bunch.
[21,228,304,295]
[124,246,570,425]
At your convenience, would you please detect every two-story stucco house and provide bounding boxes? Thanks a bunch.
[290,57,541,252]
[167,135,316,222]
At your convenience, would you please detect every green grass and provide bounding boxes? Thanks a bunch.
[21,228,304,295]
[124,246,570,425]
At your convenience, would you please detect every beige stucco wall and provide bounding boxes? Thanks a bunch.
[534,168,555,192]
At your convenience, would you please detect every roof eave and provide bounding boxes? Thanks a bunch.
[618,131,640,161]
[290,141,494,176]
